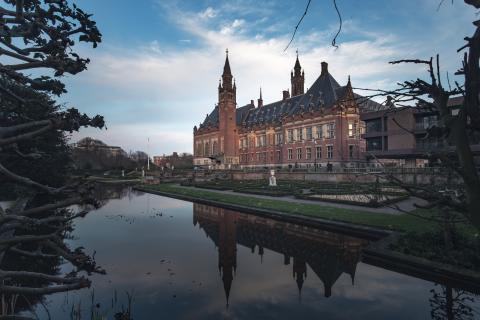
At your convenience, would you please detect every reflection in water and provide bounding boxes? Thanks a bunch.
[27,188,479,320]
[429,285,476,320]
[192,203,369,306]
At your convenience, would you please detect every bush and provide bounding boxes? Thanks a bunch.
[390,231,480,272]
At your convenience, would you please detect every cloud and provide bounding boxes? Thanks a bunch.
[198,7,217,19]
[65,3,447,156]
[220,19,246,35]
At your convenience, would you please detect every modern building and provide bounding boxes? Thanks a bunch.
[193,52,382,169]
[360,97,480,166]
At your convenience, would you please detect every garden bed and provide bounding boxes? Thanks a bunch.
[298,193,409,208]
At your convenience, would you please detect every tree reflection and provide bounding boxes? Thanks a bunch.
[0,186,140,318]
[429,285,476,320]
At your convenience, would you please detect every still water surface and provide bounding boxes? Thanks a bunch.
[37,188,479,319]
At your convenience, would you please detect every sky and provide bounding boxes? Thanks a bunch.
[60,0,477,155]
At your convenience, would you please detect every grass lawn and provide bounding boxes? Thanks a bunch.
[140,183,471,234]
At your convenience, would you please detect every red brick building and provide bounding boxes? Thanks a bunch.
[193,52,382,169]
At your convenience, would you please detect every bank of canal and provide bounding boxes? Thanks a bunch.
[33,187,479,319]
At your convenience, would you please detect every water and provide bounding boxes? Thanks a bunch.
[33,188,479,319]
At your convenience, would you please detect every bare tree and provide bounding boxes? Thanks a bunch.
[0,0,106,316]
[354,1,480,231]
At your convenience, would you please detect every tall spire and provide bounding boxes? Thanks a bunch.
[221,48,233,90]
[294,49,301,71]
[223,48,231,76]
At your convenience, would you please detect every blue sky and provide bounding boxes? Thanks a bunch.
[62,0,476,155]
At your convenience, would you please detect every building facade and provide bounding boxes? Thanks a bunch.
[360,97,480,166]
[193,52,381,169]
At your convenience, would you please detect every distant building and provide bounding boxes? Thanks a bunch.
[193,51,382,169]
[153,155,166,167]
[153,152,193,169]
[73,137,126,157]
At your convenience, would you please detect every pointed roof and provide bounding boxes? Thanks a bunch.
[287,67,343,117]
[294,49,301,70]
[223,49,232,76]
[197,59,383,130]
[294,56,301,70]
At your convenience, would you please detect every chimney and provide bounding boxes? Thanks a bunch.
[282,90,290,100]
[250,99,255,106]
[321,61,328,76]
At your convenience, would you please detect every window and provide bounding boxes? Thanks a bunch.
[366,137,382,151]
[348,122,357,138]
[256,135,266,147]
[196,144,202,156]
[316,146,322,159]
[213,141,218,154]
[204,142,210,156]
[275,133,283,145]
[349,145,354,158]
[306,127,313,140]
[327,123,335,139]
[276,150,281,161]
[416,115,438,130]
[327,145,333,159]
[306,147,312,159]
[288,148,293,160]
[383,117,388,132]
[296,148,302,160]
[316,125,323,139]
[256,152,261,161]
[297,128,303,141]
[365,118,382,133]
[383,136,388,151]
[288,129,294,143]
[260,135,266,147]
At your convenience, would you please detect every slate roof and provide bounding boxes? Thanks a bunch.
[198,70,383,129]
[354,93,387,113]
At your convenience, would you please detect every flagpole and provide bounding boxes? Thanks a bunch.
[147,137,150,171]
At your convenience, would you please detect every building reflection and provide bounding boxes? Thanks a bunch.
[193,203,369,305]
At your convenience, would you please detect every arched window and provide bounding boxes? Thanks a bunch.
[196,143,202,156]
[204,142,210,156]
[212,141,218,155]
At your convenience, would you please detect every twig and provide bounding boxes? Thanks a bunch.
[332,0,342,48]
[284,0,311,52]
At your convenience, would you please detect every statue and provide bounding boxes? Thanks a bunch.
[269,169,277,187]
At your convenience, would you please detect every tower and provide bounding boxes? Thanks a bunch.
[257,87,263,108]
[218,49,238,166]
[291,50,305,97]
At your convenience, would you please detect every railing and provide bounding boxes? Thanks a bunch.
[224,166,450,175]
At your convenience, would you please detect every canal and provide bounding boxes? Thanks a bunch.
[34,187,479,319]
